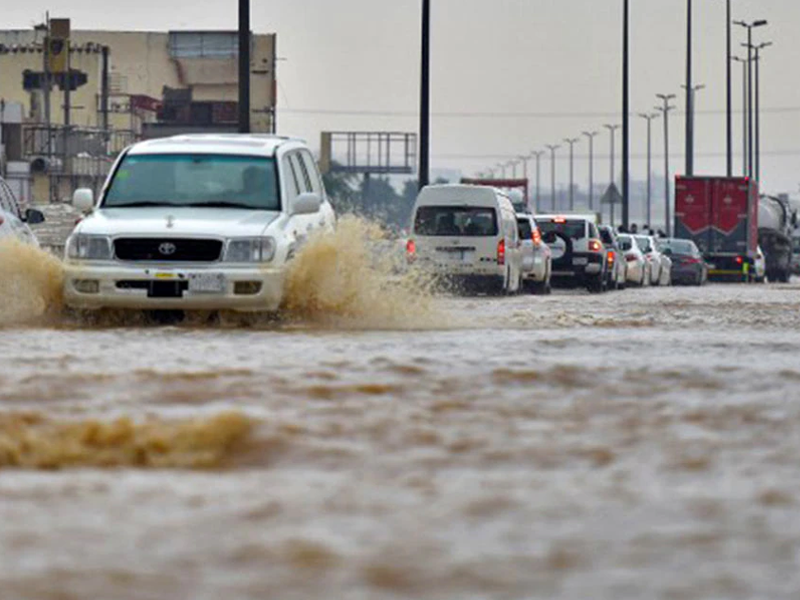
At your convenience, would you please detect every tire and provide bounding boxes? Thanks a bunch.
[587,273,606,294]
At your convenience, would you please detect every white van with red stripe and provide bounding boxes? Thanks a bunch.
[407,184,523,294]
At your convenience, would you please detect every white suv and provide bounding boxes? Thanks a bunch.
[536,214,609,292]
[63,134,335,313]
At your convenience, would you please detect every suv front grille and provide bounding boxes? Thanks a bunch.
[114,238,223,262]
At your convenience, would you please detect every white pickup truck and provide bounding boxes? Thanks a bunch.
[63,134,335,313]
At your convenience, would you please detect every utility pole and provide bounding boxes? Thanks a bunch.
[656,93,676,235]
[734,19,768,180]
[546,144,560,211]
[604,124,620,225]
[583,131,598,211]
[622,0,630,228]
[685,0,694,176]
[238,0,251,133]
[418,0,431,190]
[732,56,748,176]
[639,113,659,228]
[564,137,579,211]
[725,0,732,176]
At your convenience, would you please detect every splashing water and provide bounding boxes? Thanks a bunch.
[282,216,439,328]
[0,239,64,328]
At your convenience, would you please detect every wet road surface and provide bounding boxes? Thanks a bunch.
[1,280,800,599]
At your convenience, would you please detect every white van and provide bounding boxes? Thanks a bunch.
[407,184,523,294]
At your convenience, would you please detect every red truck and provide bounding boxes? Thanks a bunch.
[674,176,759,281]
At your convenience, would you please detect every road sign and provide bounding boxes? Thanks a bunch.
[601,183,623,205]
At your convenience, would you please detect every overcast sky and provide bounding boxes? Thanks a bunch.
[6,0,800,196]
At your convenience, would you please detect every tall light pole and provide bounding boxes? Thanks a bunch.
[604,124,620,225]
[418,0,431,190]
[724,0,732,176]
[685,0,694,175]
[546,144,560,211]
[732,56,749,176]
[682,83,705,173]
[622,0,630,228]
[532,150,544,212]
[734,19,768,180]
[583,131,599,211]
[656,93,676,235]
[498,163,507,179]
[238,0,251,133]
[564,137,580,211]
[639,113,659,227]
[752,41,772,183]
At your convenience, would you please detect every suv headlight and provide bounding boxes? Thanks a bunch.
[224,237,276,263]
[66,234,113,260]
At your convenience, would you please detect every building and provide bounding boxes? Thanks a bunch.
[0,24,276,203]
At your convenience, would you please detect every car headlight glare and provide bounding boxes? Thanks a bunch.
[66,234,113,260]
[225,238,276,263]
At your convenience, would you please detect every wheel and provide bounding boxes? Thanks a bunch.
[587,272,606,294]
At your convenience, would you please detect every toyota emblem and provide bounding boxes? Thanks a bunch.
[158,242,177,256]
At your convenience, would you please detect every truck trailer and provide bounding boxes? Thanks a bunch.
[674,176,759,282]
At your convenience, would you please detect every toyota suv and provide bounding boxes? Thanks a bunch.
[63,134,335,313]
[536,214,608,292]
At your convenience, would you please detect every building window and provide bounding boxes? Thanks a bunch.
[168,32,248,59]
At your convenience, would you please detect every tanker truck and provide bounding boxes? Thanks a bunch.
[758,194,797,283]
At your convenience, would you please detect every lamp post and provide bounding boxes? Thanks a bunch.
[685,0,694,175]
[238,0,251,133]
[638,113,659,228]
[724,0,732,176]
[531,150,544,212]
[418,0,431,190]
[604,124,620,225]
[734,19,768,180]
[682,83,705,173]
[732,55,749,176]
[751,41,772,183]
[564,138,580,211]
[546,144,560,211]
[656,93,676,235]
[583,131,599,211]
[622,0,630,228]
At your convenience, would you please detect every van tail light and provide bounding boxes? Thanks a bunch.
[497,239,506,265]
[406,239,416,262]
[588,239,603,253]
[625,253,638,262]
[532,228,542,247]
[608,250,616,264]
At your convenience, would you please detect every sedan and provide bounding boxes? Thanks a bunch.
[618,234,648,287]
[659,238,707,286]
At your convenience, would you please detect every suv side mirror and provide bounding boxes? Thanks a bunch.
[25,208,46,224]
[292,192,321,216]
[73,188,95,212]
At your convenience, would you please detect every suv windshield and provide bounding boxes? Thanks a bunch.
[104,154,280,210]
[538,219,586,240]
[414,206,498,237]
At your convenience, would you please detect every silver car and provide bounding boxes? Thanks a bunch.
[517,214,552,294]
[0,176,44,246]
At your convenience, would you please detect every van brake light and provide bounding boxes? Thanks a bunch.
[497,239,506,265]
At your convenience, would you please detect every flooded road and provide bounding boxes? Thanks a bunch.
[2,281,800,599]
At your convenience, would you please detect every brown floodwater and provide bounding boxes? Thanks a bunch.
[1,225,800,599]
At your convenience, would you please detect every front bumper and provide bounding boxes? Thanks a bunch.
[63,262,285,312]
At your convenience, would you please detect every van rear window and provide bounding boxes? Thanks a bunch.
[538,219,586,240]
[414,207,498,237]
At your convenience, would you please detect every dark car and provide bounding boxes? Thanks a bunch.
[660,238,707,286]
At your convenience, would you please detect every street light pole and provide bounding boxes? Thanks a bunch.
[725,0,732,176]
[656,93,676,235]
[638,113,659,228]
[752,42,772,183]
[622,0,630,228]
[604,124,620,225]
[546,144,560,211]
[238,0,251,134]
[564,138,580,211]
[732,56,748,176]
[685,0,693,175]
[418,0,431,190]
[734,19,768,180]
[532,150,544,212]
[682,83,705,172]
[582,131,599,211]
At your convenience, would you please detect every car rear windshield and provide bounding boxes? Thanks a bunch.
[538,219,586,240]
[414,206,498,237]
[634,236,652,253]
[618,236,633,251]
[517,218,533,239]
[599,228,614,245]
[104,154,280,210]
[661,239,696,255]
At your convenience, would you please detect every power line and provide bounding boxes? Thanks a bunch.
[280,106,800,119]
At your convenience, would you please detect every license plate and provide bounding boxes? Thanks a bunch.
[189,273,226,293]
[573,257,588,266]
